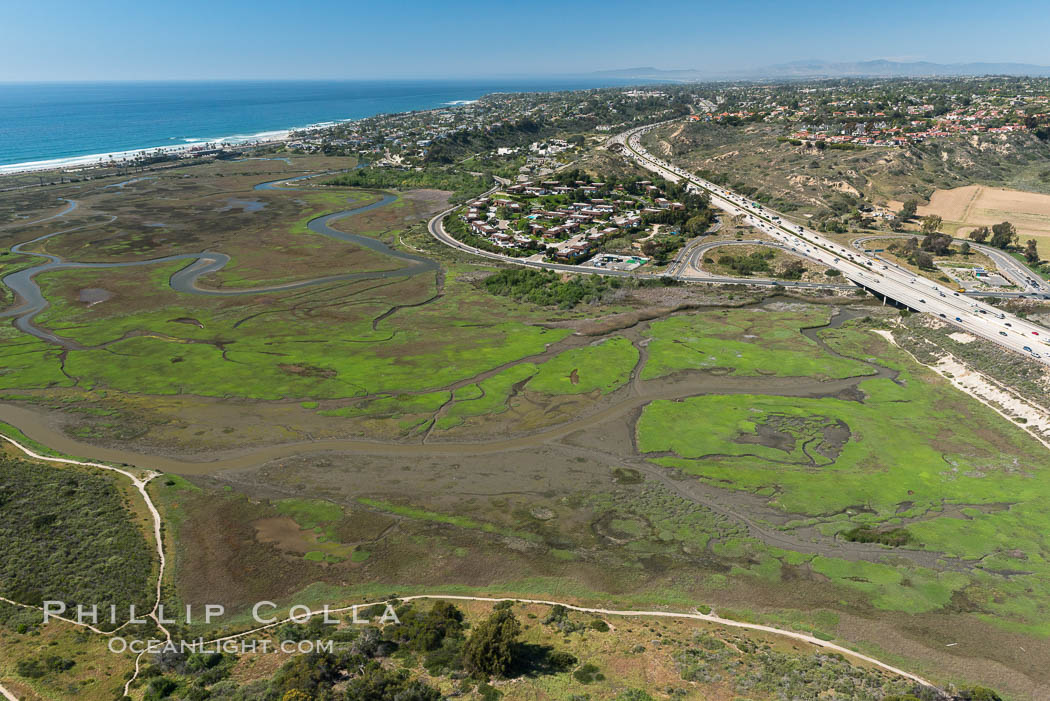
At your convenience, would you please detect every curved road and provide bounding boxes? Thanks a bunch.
[427,206,854,291]
[675,238,852,290]
[851,233,1048,298]
[613,120,1050,366]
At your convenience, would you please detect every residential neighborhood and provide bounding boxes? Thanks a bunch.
[447,173,710,266]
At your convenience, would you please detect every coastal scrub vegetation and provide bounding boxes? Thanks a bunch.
[113,599,951,700]
[0,456,154,624]
[482,268,622,308]
[324,167,489,201]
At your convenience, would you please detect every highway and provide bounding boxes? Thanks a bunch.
[612,121,1050,366]
[850,233,1049,298]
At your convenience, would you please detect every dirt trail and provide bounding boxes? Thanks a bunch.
[193,594,935,691]
[0,433,171,696]
[0,426,940,701]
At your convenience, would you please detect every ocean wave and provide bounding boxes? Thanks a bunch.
[0,127,295,175]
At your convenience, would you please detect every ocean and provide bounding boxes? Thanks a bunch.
[0,79,633,172]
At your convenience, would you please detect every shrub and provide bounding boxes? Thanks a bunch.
[572,663,605,684]
[842,526,911,547]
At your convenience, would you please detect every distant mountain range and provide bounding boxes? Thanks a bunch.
[593,60,1050,81]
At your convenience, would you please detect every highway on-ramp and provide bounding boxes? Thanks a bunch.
[612,121,1050,366]
[850,233,1049,298]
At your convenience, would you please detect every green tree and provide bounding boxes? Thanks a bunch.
[391,600,465,652]
[683,213,712,236]
[959,241,971,256]
[959,687,1004,701]
[913,251,935,270]
[969,226,990,243]
[779,260,806,280]
[462,609,522,679]
[1024,239,1040,264]
[991,221,1017,249]
[921,232,952,255]
[270,652,341,697]
[615,691,656,701]
[345,662,441,701]
[920,215,942,234]
[899,198,919,221]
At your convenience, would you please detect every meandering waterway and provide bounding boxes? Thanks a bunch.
[0,176,437,348]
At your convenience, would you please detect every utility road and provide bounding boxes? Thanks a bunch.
[612,122,1050,366]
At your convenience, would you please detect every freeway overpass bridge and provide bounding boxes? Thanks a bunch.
[613,120,1050,365]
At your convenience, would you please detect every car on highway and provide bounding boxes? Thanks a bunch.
[1000,331,1009,336]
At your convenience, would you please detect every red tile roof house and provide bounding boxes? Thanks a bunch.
[554,244,592,261]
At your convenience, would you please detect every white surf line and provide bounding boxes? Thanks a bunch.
[0,433,172,695]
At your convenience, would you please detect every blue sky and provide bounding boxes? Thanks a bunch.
[4,0,1050,81]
